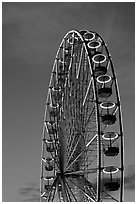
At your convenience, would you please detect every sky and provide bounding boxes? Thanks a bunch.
[2,2,135,202]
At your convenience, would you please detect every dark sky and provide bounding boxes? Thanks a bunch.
[2,2,135,202]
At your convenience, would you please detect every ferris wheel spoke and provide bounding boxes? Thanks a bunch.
[68,33,75,67]
[83,93,96,128]
[76,44,84,79]
[65,132,98,172]
[57,186,62,202]
[84,107,96,128]
[50,187,56,202]
[59,178,70,201]
[65,134,83,168]
[86,134,97,147]
[101,124,108,132]
[65,144,91,172]
[66,177,95,202]
[62,178,73,202]
[67,125,75,147]
[65,149,84,172]
[47,186,56,202]
[62,40,66,72]
[85,147,98,157]
[85,186,96,201]
[64,177,78,201]
[82,106,96,137]
[46,177,58,202]
[65,167,98,176]
[66,133,79,163]
[102,190,119,202]
[83,156,98,171]
[67,120,84,148]
[112,106,119,115]
[83,77,93,106]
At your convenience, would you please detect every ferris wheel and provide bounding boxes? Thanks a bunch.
[40,30,124,202]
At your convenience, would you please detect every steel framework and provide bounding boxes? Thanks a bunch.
[40,30,124,202]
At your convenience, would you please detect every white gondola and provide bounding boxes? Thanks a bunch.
[87,41,101,49]
[45,157,54,171]
[48,103,60,117]
[45,139,55,152]
[103,166,120,191]
[102,132,118,140]
[51,86,62,103]
[92,53,106,64]
[44,176,54,190]
[100,102,115,109]
[103,166,119,174]
[100,102,116,125]
[46,121,57,134]
[97,75,112,99]
[83,32,95,41]
[102,132,119,157]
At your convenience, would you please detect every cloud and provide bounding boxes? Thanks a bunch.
[18,182,40,202]
[18,165,134,202]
